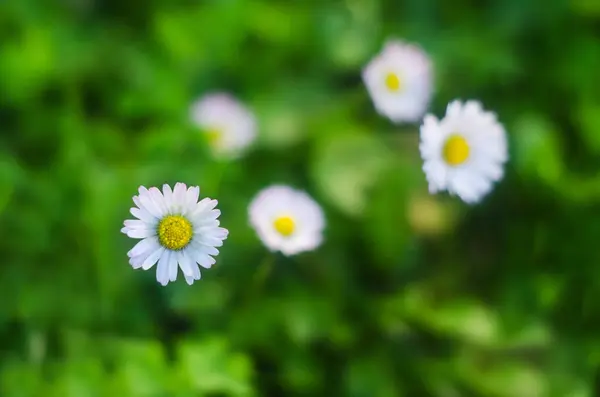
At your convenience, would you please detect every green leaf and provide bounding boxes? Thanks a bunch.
[0,154,18,215]
[112,339,170,396]
[576,103,600,154]
[456,358,547,397]
[512,114,563,185]
[176,337,254,396]
[0,360,44,397]
[345,356,401,397]
[400,286,500,346]
[311,131,391,216]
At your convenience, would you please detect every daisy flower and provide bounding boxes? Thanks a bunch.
[419,100,508,204]
[121,183,228,286]
[190,92,257,159]
[362,39,433,123]
[249,185,325,256]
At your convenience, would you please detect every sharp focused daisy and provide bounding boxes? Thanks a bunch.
[190,92,257,159]
[420,100,508,204]
[249,185,325,256]
[362,39,433,123]
[121,183,228,286]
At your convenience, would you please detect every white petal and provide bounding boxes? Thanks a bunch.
[184,265,201,285]
[450,172,489,204]
[191,198,218,217]
[156,250,171,286]
[141,247,165,270]
[213,227,229,239]
[423,160,448,193]
[149,187,167,214]
[130,207,156,223]
[177,250,194,277]
[196,226,228,240]
[123,219,149,230]
[129,254,147,269]
[162,184,173,212]
[464,100,483,117]
[195,252,216,269]
[479,161,504,182]
[446,100,463,117]
[194,209,221,225]
[195,242,219,255]
[280,244,297,256]
[138,187,163,218]
[127,228,155,239]
[184,186,200,215]
[428,181,441,194]
[168,252,178,282]
[191,261,201,279]
[128,237,159,258]
[419,115,444,155]
[197,236,223,248]
[129,238,160,269]
[173,183,187,212]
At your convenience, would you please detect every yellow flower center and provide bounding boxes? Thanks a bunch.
[442,134,470,166]
[273,216,295,237]
[157,215,193,250]
[385,72,401,92]
[205,128,222,147]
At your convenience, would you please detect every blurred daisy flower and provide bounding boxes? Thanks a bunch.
[420,100,508,204]
[190,92,257,159]
[362,39,433,123]
[249,185,325,256]
[121,183,228,286]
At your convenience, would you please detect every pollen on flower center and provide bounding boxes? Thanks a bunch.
[385,72,402,92]
[205,128,222,146]
[273,216,295,237]
[157,215,193,250]
[443,134,470,166]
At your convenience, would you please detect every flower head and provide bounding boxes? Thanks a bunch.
[190,92,257,159]
[362,39,433,123]
[121,183,228,286]
[249,185,325,256]
[420,100,508,204]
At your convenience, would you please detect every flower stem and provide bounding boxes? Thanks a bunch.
[247,254,276,301]
[209,160,229,197]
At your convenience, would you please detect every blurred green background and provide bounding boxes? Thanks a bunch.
[2,0,600,396]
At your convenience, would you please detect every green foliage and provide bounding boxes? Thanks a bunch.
[1,0,600,396]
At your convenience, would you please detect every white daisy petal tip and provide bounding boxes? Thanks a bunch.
[248,185,325,256]
[363,38,434,124]
[446,100,464,115]
[122,183,227,286]
[419,100,508,204]
[190,92,257,159]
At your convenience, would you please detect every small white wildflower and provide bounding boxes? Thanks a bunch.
[362,39,433,123]
[190,92,257,159]
[121,183,228,286]
[420,100,508,204]
[249,185,325,256]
